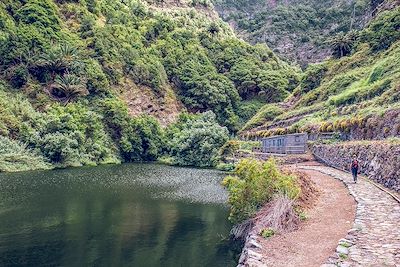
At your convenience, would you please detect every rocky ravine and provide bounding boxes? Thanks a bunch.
[213,0,372,66]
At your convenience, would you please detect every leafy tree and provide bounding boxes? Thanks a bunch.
[168,111,229,167]
[171,49,241,131]
[40,131,81,164]
[30,104,118,166]
[100,98,165,162]
[257,70,289,102]
[299,63,328,94]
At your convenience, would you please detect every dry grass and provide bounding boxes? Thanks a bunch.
[254,169,319,234]
[230,220,254,240]
[254,196,300,233]
[231,168,319,240]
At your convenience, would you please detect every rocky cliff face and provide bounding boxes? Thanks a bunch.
[311,141,400,192]
[213,0,373,66]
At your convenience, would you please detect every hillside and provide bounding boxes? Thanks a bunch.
[241,6,400,141]
[0,0,298,170]
[213,0,388,66]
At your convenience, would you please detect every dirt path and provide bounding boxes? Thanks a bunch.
[259,162,356,267]
[301,164,400,267]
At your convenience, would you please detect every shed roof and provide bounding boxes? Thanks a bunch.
[261,133,307,141]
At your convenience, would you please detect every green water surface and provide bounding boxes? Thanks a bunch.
[0,163,236,267]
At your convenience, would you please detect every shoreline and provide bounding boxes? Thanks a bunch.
[0,159,227,174]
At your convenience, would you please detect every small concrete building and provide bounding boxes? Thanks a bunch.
[261,133,308,154]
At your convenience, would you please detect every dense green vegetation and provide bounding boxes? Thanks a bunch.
[0,0,299,171]
[0,0,398,171]
[0,136,50,172]
[213,0,374,65]
[166,112,229,167]
[222,158,300,223]
[243,6,400,140]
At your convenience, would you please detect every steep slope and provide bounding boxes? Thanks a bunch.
[242,6,400,141]
[213,0,383,66]
[0,0,297,170]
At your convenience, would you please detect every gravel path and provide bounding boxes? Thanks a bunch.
[299,164,400,267]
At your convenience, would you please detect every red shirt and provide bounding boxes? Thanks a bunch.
[351,159,359,169]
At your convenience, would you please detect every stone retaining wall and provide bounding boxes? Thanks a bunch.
[345,109,400,140]
[310,141,400,192]
[237,230,265,267]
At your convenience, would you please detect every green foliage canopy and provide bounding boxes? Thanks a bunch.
[167,112,229,167]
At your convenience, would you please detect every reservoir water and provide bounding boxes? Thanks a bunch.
[0,163,236,267]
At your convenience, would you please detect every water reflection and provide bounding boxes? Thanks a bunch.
[0,163,236,267]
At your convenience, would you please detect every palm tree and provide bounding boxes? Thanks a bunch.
[328,32,355,58]
[50,72,88,103]
[208,22,220,36]
[35,44,80,80]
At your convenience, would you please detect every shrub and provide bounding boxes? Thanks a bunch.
[100,98,165,162]
[216,162,236,171]
[168,111,229,167]
[360,7,400,52]
[40,131,81,165]
[242,104,283,131]
[15,0,61,33]
[30,103,118,166]
[6,65,29,88]
[175,55,240,131]
[121,115,165,161]
[84,59,109,95]
[239,140,261,151]
[237,99,265,124]
[299,63,328,94]
[127,55,168,94]
[0,88,39,138]
[222,158,300,223]
[0,135,50,172]
[260,227,275,238]
[219,140,240,159]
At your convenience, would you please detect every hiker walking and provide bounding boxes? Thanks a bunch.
[350,154,359,183]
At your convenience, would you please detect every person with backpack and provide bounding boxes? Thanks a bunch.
[350,154,359,183]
